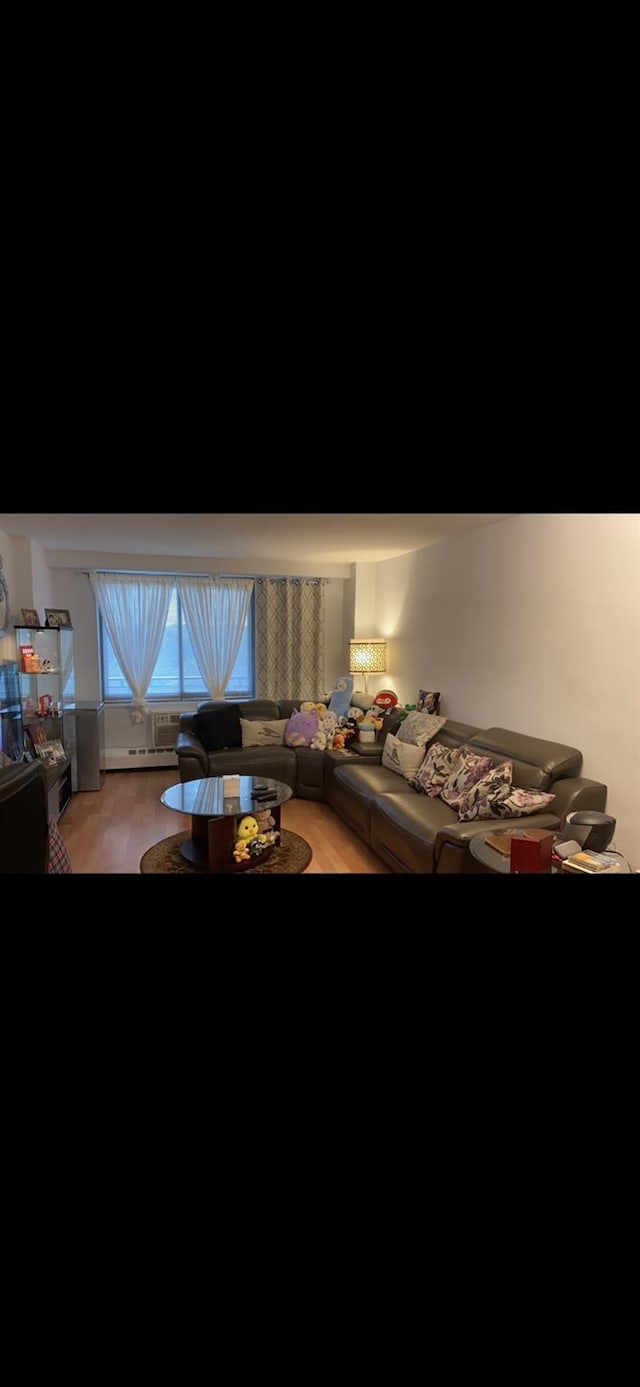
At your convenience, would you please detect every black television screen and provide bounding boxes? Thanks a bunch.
[0,662,24,762]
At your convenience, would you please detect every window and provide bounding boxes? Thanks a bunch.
[101,589,254,700]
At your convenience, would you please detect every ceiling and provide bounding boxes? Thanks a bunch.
[0,513,517,564]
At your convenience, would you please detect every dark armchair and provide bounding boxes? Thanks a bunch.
[0,760,49,873]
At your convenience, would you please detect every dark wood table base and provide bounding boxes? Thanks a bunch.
[180,802,284,873]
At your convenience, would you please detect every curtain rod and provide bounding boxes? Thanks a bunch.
[76,570,326,581]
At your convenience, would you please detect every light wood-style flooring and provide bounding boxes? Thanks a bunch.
[57,769,390,874]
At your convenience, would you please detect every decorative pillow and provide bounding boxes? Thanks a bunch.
[48,819,72,873]
[284,710,319,747]
[327,675,354,719]
[417,689,441,715]
[456,760,514,820]
[397,710,447,748]
[381,732,426,779]
[496,786,556,817]
[408,741,461,796]
[458,764,557,821]
[240,718,289,748]
[196,704,242,753]
[440,747,494,810]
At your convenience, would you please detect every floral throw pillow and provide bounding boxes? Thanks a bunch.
[440,748,495,811]
[456,760,514,820]
[499,786,556,815]
[397,710,447,748]
[407,741,460,797]
[485,784,556,821]
[457,763,556,821]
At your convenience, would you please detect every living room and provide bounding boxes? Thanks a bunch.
[0,512,638,874]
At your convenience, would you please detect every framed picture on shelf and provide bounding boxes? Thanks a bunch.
[35,739,66,765]
[45,608,72,629]
[21,607,41,627]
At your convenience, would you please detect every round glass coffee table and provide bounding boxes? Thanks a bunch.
[161,775,293,872]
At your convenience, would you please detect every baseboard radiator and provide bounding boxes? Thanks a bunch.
[105,747,179,771]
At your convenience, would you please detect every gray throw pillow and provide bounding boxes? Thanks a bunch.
[397,711,447,747]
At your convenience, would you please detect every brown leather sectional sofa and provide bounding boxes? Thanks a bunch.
[176,700,608,874]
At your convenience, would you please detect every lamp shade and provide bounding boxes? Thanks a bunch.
[349,638,387,676]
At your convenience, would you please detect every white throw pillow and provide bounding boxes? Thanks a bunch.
[240,718,288,748]
[381,732,425,779]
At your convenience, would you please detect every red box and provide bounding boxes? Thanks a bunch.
[509,831,555,874]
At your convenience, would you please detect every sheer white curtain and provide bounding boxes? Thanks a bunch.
[90,573,175,722]
[177,577,253,699]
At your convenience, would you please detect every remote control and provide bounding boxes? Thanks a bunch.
[254,791,277,801]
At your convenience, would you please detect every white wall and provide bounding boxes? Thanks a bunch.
[373,513,640,866]
[29,541,53,615]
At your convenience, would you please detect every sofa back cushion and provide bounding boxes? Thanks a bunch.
[438,720,481,750]
[465,728,582,791]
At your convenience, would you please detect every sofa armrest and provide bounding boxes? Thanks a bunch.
[434,810,561,872]
[175,731,207,781]
[547,777,607,824]
[352,744,383,762]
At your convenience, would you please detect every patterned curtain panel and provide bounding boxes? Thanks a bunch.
[255,578,325,700]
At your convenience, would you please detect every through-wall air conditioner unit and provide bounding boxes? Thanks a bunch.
[153,713,181,749]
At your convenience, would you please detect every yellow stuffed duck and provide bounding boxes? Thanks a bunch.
[233,814,259,863]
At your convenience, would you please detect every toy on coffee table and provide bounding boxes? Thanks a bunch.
[232,812,279,866]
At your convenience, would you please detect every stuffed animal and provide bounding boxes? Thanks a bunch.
[233,814,265,863]
[236,815,259,843]
[255,809,276,832]
[327,676,354,720]
[373,690,398,714]
[310,709,338,751]
[285,710,319,746]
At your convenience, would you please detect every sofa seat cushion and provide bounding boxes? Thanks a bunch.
[370,792,458,873]
[326,762,414,846]
[206,745,297,790]
[335,762,415,803]
[465,728,582,790]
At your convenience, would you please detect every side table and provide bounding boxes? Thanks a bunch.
[470,832,631,874]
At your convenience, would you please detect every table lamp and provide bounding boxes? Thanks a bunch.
[349,638,387,694]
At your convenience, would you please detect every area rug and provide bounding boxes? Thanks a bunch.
[140,828,313,875]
